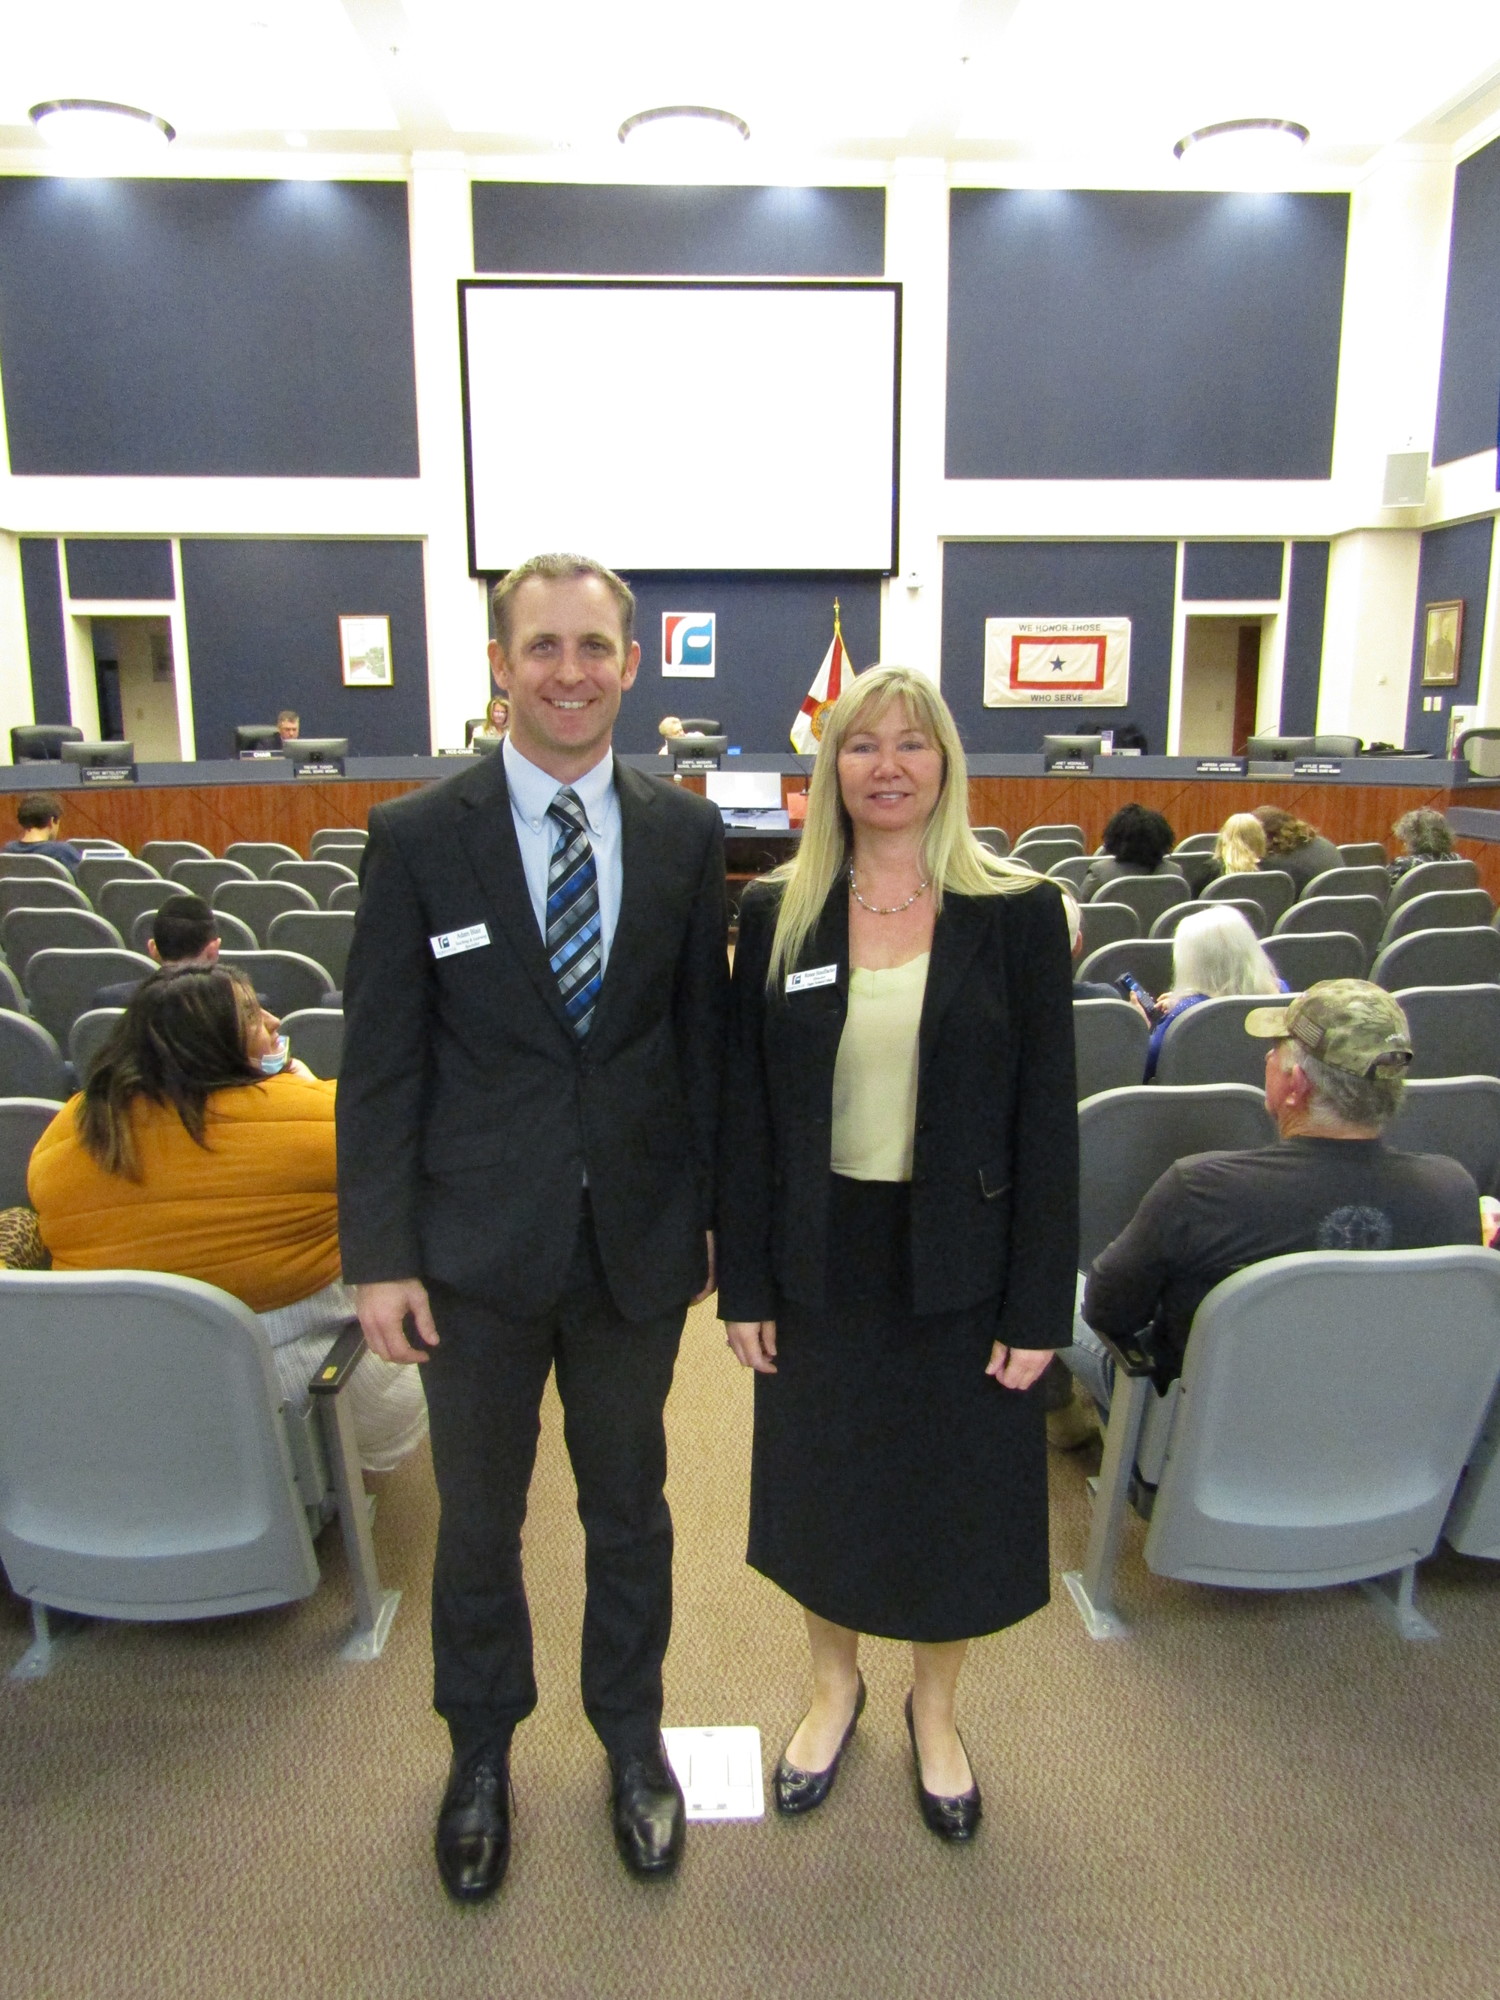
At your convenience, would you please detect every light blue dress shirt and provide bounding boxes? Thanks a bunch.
[502,734,623,972]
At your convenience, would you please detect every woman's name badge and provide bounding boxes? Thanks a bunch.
[786,964,837,994]
[431,923,491,958]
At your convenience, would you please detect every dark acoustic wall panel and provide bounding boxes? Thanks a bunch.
[608,575,882,754]
[1433,135,1500,466]
[64,539,175,602]
[1182,541,1285,601]
[19,538,71,727]
[1404,516,1494,754]
[1278,541,1329,737]
[180,540,430,759]
[940,542,1177,755]
[947,189,1348,479]
[0,178,419,476]
[472,183,886,276]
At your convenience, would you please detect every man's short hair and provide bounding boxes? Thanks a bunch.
[16,792,62,830]
[152,893,219,965]
[490,554,635,655]
[1246,980,1414,1130]
[276,709,300,727]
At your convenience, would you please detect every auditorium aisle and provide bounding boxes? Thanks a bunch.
[3,1297,1498,1999]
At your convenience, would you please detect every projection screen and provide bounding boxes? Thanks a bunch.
[460,280,901,576]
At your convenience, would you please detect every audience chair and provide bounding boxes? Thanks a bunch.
[310,828,368,856]
[1150,897,1263,940]
[0,878,90,921]
[69,1009,125,1087]
[0,1017,69,1103]
[1075,937,1174,995]
[1047,855,1093,892]
[970,825,1010,857]
[0,853,75,885]
[1301,865,1391,905]
[1371,927,1500,993]
[1273,893,1386,965]
[266,911,354,987]
[1338,842,1388,867]
[96,878,173,940]
[1074,999,1149,1103]
[281,1006,345,1080]
[25,949,154,1049]
[1019,823,1085,846]
[1172,833,1220,855]
[217,949,334,1016]
[1261,932,1366,990]
[74,856,159,903]
[225,841,303,879]
[1202,868,1295,929]
[269,858,359,907]
[327,880,361,914]
[1154,993,1305,1089]
[0,1098,65,1206]
[66,837,129,857]
[0,962,25,1015]
[1092,875,1190,932]
[4,908,123,985]
[0,1270,400,1677]
[1381,888,1494,947]
[213,879,318,947]
[1011,837,1084,874]
[1076,901,1137,958]
[1063,1247,1500,1641]
[1385,858,1481,916]
[1172,851,1220,897]
[128,907,256,954]
[169,857,257,899]
[308,843,367,877]
[141,840,213,872]
[1389,1074,1500,1198]
[1398,986,1500,1081]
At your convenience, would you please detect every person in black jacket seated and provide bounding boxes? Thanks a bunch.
[1077,803,1180,902]
[92,894,220,1009]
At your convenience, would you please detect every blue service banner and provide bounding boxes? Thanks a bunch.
[1292,758,1343,776]
[1195,757,1248,775]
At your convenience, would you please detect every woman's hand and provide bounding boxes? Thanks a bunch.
[724,1319,778,1373]
[985,1342,1055,1391]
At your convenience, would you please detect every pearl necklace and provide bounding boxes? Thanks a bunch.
[848,864,931,916]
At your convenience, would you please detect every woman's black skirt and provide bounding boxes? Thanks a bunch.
[747,1175,1050,1643]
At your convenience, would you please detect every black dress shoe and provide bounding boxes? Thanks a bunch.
[773,1672,867,1815]
[904,1691,982,1842]
[435,1748,512,1903]
[609,1738,685,1877]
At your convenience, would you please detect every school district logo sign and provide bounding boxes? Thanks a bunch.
[662,612,716,678]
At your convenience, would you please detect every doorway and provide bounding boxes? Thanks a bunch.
[1178,617,1267,756]
[90,617,182,760]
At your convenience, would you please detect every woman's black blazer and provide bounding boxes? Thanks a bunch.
[717,874,1078,1349]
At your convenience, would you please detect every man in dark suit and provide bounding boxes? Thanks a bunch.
[337,553,729,1903]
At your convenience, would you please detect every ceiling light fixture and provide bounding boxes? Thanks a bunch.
[1173,117,1308,163]
[29,99,176,153]
[618,105,750,148]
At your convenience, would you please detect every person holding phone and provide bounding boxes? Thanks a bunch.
[1134,906,1285,1080]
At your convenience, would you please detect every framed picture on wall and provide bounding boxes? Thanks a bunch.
[1421,599,1463,686]
[340,614,393,687]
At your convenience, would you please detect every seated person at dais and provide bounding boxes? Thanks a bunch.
[1132,905,1285,1081]
[470,694,510,745]
[3,791,85,875]
[1253,806,1340,895]
[276,708,301,743]
[1389,806,1455,883]
[93,892,220,1009]
[27,965,426,1472]
[1078,803,1180,903]
[1065,980,1481,1416]
[657,714,686,756]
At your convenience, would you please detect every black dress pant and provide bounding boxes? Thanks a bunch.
[422,1203,685,1762]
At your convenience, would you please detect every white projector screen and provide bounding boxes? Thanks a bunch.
[460,280,900,575]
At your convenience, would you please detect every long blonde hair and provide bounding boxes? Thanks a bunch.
[767,664,1039,986]
[1214,812,1266,875]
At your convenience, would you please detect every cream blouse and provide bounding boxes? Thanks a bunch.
[830,953,930,1182]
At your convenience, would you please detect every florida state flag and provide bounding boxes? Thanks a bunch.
[790,605,856,753]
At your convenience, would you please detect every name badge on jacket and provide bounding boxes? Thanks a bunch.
[786,963,837,994]
[431,923,491,959]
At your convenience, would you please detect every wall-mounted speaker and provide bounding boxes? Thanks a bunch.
[1382,451,1429,508]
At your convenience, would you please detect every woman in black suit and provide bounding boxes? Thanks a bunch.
[718,666,1077,1840]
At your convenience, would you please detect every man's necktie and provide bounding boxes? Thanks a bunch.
[545,788,602,1037]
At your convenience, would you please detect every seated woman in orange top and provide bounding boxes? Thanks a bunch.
[28,965,426,1472]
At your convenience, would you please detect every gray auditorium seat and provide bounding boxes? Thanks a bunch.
[226,841,303,879]
[1273,893,1386,964]
[1047,855,1093,892]
[1385,858,1480,915]
[971,825,1010,857]
[1398,985,1500,1081]
[1064,1247,1500,1640]
[25,949,154,1048]
[97,878,174,940]
[1172,851,1220,897]
[0,1270,399,1676]
[1261,932,1365,990]
[269,859,360,907]
[1073,999,1149,1102]
[267,911,355,986]
[1150,897,1264,939]
[1301,865,1391,905]
[1381,888,1493,946]
[1371,927,1500,992]
[1011,837,1084,874]
[0,877,90,920]
[0,1098,65,1207]
[170,857,257,898]
[214,879,318,947]
[1154,993,1304,1089]
[311,828,368,856]
[66,838,129,857]
[327,880,361,913]
[0,962,26,1016]
[1076,901,1137,958]
[1018,823,1084,846]
[281,1007,345,1079]
[141,840,213,872]
[0,853,74,885]
[1389,1074,1500,1197]
[1202,868,1295,928]
[74,855,159,902]
[1074,938,1174,996]
[4,907,123,984]
[1172,833,1220,855]
[1338,842,1388,867]
[1092,875,1190,931]
[217,949,334,1016]
[0,1016,69,1103]
[69,1008,126,1086]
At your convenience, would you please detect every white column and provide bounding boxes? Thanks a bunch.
[1319,529,1421,745]
[881,158,949,682]
[409,152,490,751]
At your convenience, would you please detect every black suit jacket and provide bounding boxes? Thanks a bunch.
[717,876,1078,1349]
[336,754,729,1321]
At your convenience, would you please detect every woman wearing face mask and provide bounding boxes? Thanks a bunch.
[27,965,426,1472]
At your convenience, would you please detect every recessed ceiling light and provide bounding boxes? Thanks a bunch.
[285,131,309,148]
[1173,117,1309,163]
[29,99,176,153]
[618,105,750,149]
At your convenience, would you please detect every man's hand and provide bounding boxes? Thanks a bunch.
[985,1342,1054,1392]
[724,1320,778,1374]
[356,1279,439,1364]
[690,1231,717,1306]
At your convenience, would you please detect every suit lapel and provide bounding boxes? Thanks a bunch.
[588,760,663,1040]
[454,753,574,1036]
[919,893,988,1070]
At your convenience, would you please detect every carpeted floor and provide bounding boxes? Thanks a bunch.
[3,1297,1499,2000]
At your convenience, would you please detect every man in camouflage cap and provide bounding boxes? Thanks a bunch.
[1065,980,1483,1414]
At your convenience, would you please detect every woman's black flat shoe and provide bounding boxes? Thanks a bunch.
[773,1673,867,1815]
[904,1690,982,1841]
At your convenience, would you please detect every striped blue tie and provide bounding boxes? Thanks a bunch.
[546,788,602,1037]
